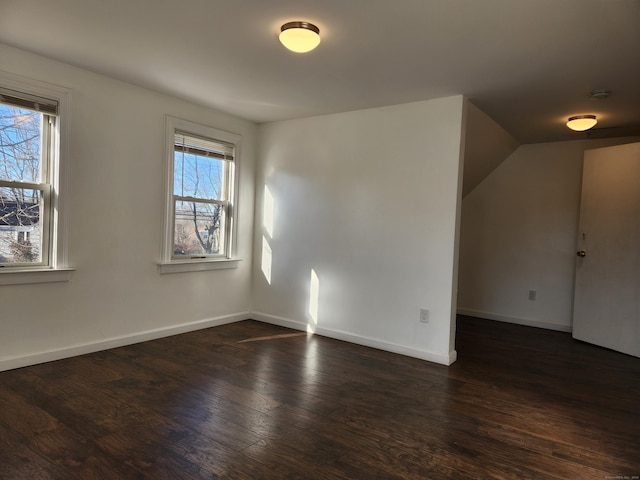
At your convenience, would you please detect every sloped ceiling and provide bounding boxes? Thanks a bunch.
[463,102,520,197]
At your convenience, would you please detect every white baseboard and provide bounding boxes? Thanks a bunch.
[0,312,251,372]
[456,308,572,333]
[251,311,457,366]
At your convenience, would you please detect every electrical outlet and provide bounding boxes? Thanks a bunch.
[419,308,429,323]
[528,290,537,301]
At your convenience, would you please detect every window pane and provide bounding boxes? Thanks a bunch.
[0,186,43,263]
[174,200,226,256]
[0,104,42,183]
[174,151,225,200]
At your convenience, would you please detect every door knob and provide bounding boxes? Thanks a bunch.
[577,250,587,257]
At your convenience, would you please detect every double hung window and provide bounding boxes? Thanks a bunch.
[161,116,240,272]
[0,89,57,268]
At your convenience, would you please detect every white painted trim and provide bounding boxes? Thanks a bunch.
[0,70,72,272]
[250,312,306,331]
[0,267,75,285]
[161,116,242,266]
[251,311,456,366]
[157,258,241,274]
[456,308,572,332]
[0,311,251,372]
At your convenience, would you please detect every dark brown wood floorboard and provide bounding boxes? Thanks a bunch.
[0,315,638,479]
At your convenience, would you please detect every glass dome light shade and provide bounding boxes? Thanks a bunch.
[567,115,597,131]
[279,22,321,53]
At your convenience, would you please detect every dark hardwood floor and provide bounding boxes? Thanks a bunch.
[0,316,638,479]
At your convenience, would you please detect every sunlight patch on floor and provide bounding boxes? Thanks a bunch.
[237,332,306,344]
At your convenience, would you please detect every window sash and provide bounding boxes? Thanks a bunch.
[0,107,53,185]
[172,199,228,258]
[0,102,55,268]
[0,182,52,267]
[174,195,228,206]
[171,132,233,258]
[173,153,229,202]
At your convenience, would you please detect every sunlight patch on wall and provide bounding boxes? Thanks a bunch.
[307,269,320,333]
[261,236,272,284]
[263,185,275,238]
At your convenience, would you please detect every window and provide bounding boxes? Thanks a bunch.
[0,89,56,267]
[160,117,240,273]
[0,74,71,285]
[17,231,31,243]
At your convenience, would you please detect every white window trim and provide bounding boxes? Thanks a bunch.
[158,116,241,274]
[0,71,74,285]
[0,268,74,286]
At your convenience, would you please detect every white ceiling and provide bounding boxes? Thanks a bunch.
[1,0,639,143]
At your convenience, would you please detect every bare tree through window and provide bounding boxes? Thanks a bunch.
[172,132,231,257]
[0,104,44,263]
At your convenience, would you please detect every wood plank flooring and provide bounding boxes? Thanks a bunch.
[0,316,638,479]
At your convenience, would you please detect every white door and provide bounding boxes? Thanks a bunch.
[573,142,640,358]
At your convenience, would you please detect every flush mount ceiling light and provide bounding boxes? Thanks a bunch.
[279,21,321,53]
[566,114,598,131]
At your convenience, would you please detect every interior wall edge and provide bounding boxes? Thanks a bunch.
[251,311,456,366]
[456,308,572,333]
[0,311,251,373]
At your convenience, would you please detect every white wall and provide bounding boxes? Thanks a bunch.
[0,44,256,370]
[252,97,466,365]
[458,137,640,331]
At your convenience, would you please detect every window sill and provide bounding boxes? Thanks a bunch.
[157,258,241,274]
[0,267,75,286]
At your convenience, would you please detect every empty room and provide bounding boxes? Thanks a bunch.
[0,1,639,478]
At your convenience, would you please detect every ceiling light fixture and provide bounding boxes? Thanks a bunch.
[279,21,321,53]
[566,114,598,131]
